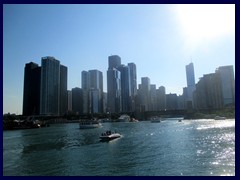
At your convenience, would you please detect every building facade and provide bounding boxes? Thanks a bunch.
[215,66,235,107]
[128,63,137,112]
[22,62,41,116]
[193,65,235,110]
[156,86,166,111]
[60,65,68,115]
[185,62,196,109]
[72,87,81,114]
[118,65,131,112]
[40,56,60,115]
[138,77,150,111]
[107,55,122,113]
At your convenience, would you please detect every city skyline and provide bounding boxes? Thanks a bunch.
[3,4,235,114]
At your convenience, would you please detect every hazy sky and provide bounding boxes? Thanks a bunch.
[3,4,235,114]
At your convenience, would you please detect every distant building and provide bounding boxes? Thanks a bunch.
[72,87,81,114]
[185,62,196,109]
[107,55,122,113]
[156,86,166,111]
[89,89,101,113]
[138,77,150,111]
[60,65,68,115]
[67,90,72,112]
[40,56,60,115]
[128,63,137,111]
[81,69,103,114]
[22,62,41,116]
[107,68,121,113]
[89,70,103,113]
[102,92,107,113]
[215,66,235,107]
[149,84,157,111]
[108,55,121,69]
[118,65,131,112]
[80,89,89,114]
[194,65,235,110]
[177,95,185,110]
[82,71,89,90]
[166,93,178,110]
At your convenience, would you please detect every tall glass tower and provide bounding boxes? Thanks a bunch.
[185,62,196,104]
[40,56,60,115]
[128,63,137,111]
[107,55,122,113]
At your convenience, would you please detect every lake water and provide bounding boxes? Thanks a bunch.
[3,119,235,176]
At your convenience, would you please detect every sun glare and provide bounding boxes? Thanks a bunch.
[174,4,234,46]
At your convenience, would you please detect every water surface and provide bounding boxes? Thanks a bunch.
[3,119,235,176]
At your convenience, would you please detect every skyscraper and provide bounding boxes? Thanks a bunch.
[107,55,122,113]
[185,62,196,109]
[194,73,222,109]
[89,70,103,113]
[156,86,166,111]
[215,65,235,107]
[128,63,137,112]
[118,65,131,112]
[60,65,68,115]
[108,55,121,69]
[67,90,72,112]
[81,69,103,114]
[22,62,41,115]
[72,87,81,114]
[107,68,121,113]
[40,56,60,115]
[82,71,89,90]
[138,77,150,111]
[149,84,157,111]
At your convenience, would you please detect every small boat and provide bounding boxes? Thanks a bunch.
[214,116,226,120]
[79,119,102,129]
[150,117,161,123]
[129,118,139,122]
[178,119,182,122]
[99,130,121,142]
[117,114,130,122]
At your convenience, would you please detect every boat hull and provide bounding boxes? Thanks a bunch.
[99,133,121,142]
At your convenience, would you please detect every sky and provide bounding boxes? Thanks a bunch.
[3,4,235,115]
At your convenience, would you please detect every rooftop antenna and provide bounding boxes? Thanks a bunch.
[190,56,193,63]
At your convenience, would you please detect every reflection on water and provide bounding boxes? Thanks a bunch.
[3,119,235,176]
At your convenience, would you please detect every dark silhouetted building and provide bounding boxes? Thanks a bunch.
[60,65,68,115]
[166,93,178,110]
[72,87,81,114]
[22,62,41,116]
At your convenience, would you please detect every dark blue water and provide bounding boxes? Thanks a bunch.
[3,119,235,176]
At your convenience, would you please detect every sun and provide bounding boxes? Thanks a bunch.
[174,4,234,47]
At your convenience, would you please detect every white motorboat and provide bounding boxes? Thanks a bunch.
[99,130,121,141]
[117,114,130,122]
